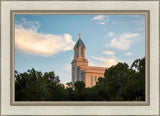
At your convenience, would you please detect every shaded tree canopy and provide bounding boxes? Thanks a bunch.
[15,57,145,101]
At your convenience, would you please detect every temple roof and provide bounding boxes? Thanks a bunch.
[74,33,86,48]
[74,38,86,48]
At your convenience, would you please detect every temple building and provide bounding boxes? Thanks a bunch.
[71,34,107,87]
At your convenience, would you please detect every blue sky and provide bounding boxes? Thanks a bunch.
[15,15,145,84]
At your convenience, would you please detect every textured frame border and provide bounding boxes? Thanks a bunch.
[0,0,159,116]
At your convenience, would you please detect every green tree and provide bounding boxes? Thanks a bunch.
[95,58,145,101]
[15,68,65,101]
[15,57,145,101]
[102,63,129,101]
[124,58,145,101]
[72,81,86,100]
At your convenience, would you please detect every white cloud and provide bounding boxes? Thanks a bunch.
[107,32,140,50]
[15,18,75,57]
[107,32,114,37]
[102,50,115,55]
[125,52,132,56]
[98,22,106,25]
[91,56,118,68]
[92,15,104,20]
[112,21,118,24]
[16,18,40,32]
[92,15,109,25]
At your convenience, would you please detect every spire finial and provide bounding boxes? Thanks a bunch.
[79,33,81,39]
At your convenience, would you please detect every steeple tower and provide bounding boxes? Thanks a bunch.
[74,33,86,59]
[71,34,107,88]
[71,34,88,84]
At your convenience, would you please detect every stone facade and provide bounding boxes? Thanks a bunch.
[71,34,107,87]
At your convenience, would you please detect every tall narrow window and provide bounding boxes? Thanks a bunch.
[81,48,83,56]
[95,76,97,81]
[91,75,93,87]
[73,67,75,71]
[73,75,75,82]
[77,49,79,58]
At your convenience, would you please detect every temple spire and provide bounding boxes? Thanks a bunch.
[74,33,86,48]
[79,33,81,39]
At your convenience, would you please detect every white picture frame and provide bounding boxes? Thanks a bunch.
[0,0,159,115]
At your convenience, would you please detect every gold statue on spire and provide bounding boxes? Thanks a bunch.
[79,33,81,39]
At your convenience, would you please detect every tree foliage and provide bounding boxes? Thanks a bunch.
[15,57,145,101]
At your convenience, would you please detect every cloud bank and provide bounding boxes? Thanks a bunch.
[107,32,140,50]
[102,50,115,56]
[15,18,75,57]
[91,56,118,68]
